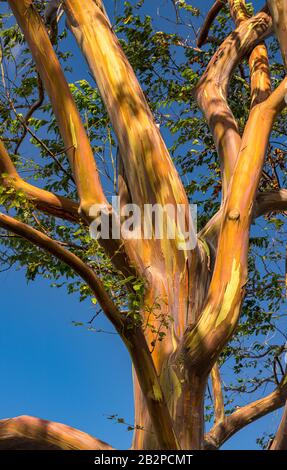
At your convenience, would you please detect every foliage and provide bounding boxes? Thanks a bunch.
[0,0,286,448]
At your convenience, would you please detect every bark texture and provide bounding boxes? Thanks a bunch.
[0,0,286,451]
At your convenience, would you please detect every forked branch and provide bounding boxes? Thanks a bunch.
[182,70,287,373]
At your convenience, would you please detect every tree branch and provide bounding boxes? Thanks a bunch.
[62,0,188,212]
[270,400,287,450]
[267,0,287,70]
[249,42,272,108]
[200,188,287,250]
[0,211,180,450]
[0,415,113,450]
[62,0,197,315]
[14,74,44,154]
[197,0,227,48]
[211,363,225,424]
[0,139,80,222]
[255,189,287,216]
[205,378,287,449]
[194,9,272,198]
[228,0,251,24]
[228,1,271,107]
[181,73,287,373]
[8,0,108,218]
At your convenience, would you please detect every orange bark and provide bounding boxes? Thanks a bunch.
[8,0,107,218]
[0,415,113,450]
[0,0,287,451]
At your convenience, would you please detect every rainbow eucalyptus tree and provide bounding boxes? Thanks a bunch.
[0,0,286,450]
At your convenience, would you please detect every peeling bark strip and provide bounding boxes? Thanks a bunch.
[8,0,107,217]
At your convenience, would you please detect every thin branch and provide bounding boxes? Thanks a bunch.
[9,98,74,182]
[14,74,44,154]
[197,1,226,48]
[228,0,251,25]
[228,1,272,107]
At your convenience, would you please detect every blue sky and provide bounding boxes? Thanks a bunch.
[0,0,283,450]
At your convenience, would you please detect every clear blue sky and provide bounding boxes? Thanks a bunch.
[0,0,282,450]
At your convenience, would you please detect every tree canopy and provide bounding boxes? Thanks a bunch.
[0,0,286,450]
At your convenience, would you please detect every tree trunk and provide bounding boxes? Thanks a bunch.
[132,244,211,450]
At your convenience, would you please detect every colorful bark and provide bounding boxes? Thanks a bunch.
[8,0,107,218]
[1,0,287,451]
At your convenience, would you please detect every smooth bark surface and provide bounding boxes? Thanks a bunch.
[0,0,286,451]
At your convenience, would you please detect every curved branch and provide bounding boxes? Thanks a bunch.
[205,380,287,449]
[197,0,226,48]
[0,212,180,450]
[195,9,272,197]
[182,75,287,373]
[0,415,113,450]
[0,140,79,222]
[8,0,107,218]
